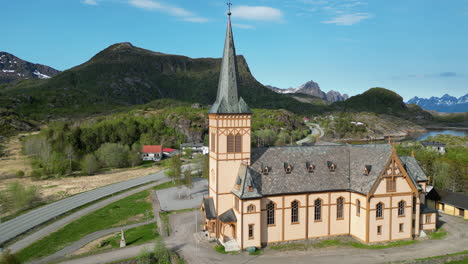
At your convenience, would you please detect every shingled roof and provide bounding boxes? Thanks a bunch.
[427,188,468,210]
[400,156,428,182]
[232,164,262,199]
[219,209,237,223]
[202,198,216,220]
[234,144,394,196]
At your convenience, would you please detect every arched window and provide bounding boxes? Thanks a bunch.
[376,202,384,218]
[398,201,405,216]
[235,134,242,152]
[291,201,299,223]
[337,197,344,219]
[227,134,234,153]
[247,204,255,213]
[356,199,361,216]
[314,199,322,221]
[267,201,275,225]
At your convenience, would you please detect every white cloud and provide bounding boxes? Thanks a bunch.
[233,23,255,29]
[231,5,284,21]
[128,0,208,23]
[321,12,372,25]
[82,0,98,5]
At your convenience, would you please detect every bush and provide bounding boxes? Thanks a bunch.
[96,143,130,168]
[153,237,171,264]
[0,249,21,264]
[137,247,155,264]
[30,170,42,181]
[15,170,25,178]
[81,154,100,175]
[0,181,40,213]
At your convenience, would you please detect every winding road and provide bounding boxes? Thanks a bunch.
[1,170,167,247]
[296,122,324,145]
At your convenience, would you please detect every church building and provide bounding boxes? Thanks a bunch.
[201,11,436,251]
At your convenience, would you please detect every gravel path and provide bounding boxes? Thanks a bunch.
[156,178,208,211]
[1,171,168,246]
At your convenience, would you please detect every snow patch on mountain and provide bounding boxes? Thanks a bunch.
[407,94,468,113]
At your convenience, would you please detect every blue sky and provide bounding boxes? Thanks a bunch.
[2,0,467,100]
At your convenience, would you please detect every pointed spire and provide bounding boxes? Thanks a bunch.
[209,10,251,114]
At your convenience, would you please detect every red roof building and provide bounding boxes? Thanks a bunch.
[142,145,162,154]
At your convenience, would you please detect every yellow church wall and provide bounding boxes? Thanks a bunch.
[373,176,412,195]
[329,192,350,235]
[390,195,413,240]
[369,196,391,242]
[261,196,283,243]
[242,208,261,248]
[350,193,367,241]
[283,194,307,241]
[307,193,329,238]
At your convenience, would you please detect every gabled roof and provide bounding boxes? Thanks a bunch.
[202,197,216,220]
[232,164,262,199]
[247,144,393,196]
[427,188,468,210]
[219,208,237,223]
[400,156,428,182]
[208,15,251,115]
[142,145,162,153]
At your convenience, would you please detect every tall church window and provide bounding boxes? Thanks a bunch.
[376,202,384,218]
[291,201,299,223]
[337,197,344,219]
[248,224,254,239]
[356,199,361,216]
[398,201,405,216]
[267,201,275,225]
[211,133,215,152]
[235,134,242,152]
[227,134,235,153]
[314,199,322,221]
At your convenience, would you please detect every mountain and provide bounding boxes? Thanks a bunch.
[0,52,61,83]
[407,94,468,113]
[266,80,348,103]
[1,42,322,118]
[332,87,433,121]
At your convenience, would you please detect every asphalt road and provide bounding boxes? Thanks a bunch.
[0,170,166,246]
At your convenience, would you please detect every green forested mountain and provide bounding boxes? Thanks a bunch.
[1,42,321,119]
[331,88,433,121]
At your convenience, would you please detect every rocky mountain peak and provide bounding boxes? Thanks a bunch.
[266,80,348,103]
[0,52,60,84]
[407,93,468,113]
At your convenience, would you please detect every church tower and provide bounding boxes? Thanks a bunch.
[207,10,252,238]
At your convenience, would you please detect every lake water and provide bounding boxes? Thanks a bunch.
[408,129,467,141]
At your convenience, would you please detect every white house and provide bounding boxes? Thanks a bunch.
[141,145,163,161]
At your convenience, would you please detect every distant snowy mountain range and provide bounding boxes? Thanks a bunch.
[407,94,468,113]
[0,52,60,83]
[266,80,349,103]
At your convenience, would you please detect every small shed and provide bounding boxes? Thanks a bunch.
[421,141,446,154]
[426,188,468,219]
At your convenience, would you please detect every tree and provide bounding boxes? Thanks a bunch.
[153,237,171,264]
[183,148,193,159]
[64,144,76,173]
[81,154,100,175]
[0,181,40,213]
[183,169,193,199]
[0,249,21,264]
[194,154,208,178]
[96,143,130,168]
[165,155,182,184]
[129,150,142,167]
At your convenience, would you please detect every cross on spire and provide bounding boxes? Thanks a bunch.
[227,1,232,16]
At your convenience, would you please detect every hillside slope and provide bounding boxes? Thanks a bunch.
[2,42,322,118]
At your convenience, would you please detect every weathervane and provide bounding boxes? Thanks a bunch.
[227,1,232,16]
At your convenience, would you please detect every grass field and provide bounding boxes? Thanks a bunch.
[16,190,153,262]
[270,239,416,251]
[427,228,448,240]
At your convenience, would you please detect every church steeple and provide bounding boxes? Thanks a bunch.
[209,11,251,114]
